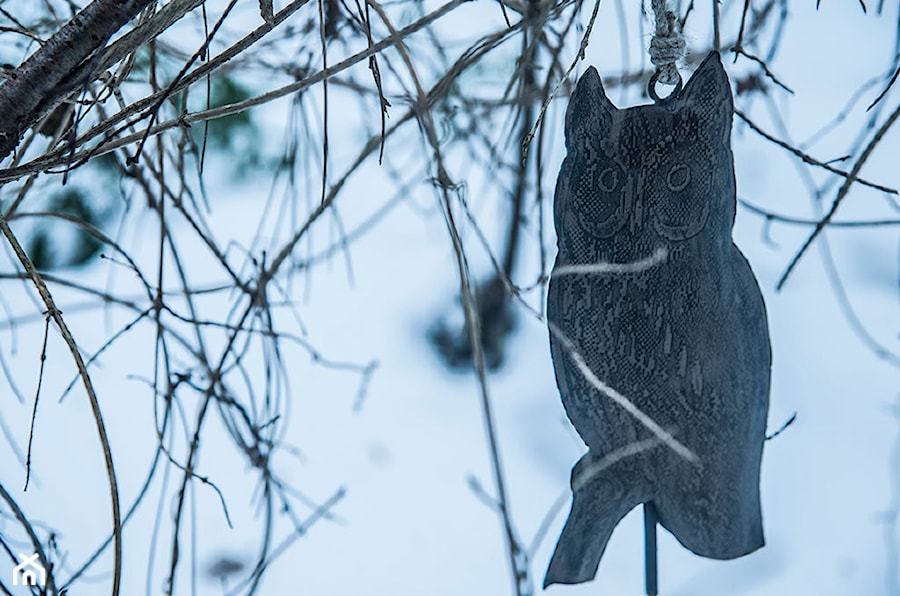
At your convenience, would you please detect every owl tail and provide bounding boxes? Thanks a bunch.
[544,450,648,588]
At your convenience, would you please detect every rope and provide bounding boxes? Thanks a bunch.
[649,0,684,86]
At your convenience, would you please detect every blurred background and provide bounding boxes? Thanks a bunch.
[0,0,898,594]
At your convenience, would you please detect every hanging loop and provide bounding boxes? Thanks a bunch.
[648,71,683,103]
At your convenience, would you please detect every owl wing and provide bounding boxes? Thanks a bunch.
[544,243,770,585]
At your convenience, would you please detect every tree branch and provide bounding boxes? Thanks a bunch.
[0,0,156,162]
[0,1,166,594]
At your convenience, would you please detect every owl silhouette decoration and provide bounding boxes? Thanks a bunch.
[545,52,771,587]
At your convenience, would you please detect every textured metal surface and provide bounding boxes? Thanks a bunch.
[544,52,771,587]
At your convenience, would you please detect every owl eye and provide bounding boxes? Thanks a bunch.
[568,162,630,239]
[652,164,707,240]
[598,168,619,192]
[666,164,690,192]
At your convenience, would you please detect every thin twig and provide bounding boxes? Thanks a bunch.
[735,109,897,195]
[0,212,122,595]
[776,100,900,290]
[23,315,51,492]
[0,482,58,595]
[548,322,699,464]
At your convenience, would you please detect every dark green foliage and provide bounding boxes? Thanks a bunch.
[202,76,256,151]
[26,188,105,269]
[23,73,263,271]
[172,74,262,171]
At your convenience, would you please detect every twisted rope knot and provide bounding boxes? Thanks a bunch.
[649,1,684,86]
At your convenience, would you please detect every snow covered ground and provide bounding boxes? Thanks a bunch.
[1,1,899,595]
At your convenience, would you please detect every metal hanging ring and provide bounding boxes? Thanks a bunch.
[648,71,684,103]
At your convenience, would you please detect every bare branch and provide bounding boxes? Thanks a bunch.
[0,0,156,162]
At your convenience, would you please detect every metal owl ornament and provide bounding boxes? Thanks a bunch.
[545,52,771,588]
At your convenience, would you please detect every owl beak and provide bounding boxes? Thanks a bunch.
[626,175,643,234]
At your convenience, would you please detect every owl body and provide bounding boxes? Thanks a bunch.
[545,53,771,586]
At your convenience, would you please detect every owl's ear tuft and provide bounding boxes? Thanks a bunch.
[565,66,615,147]
[679,52,733,135]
